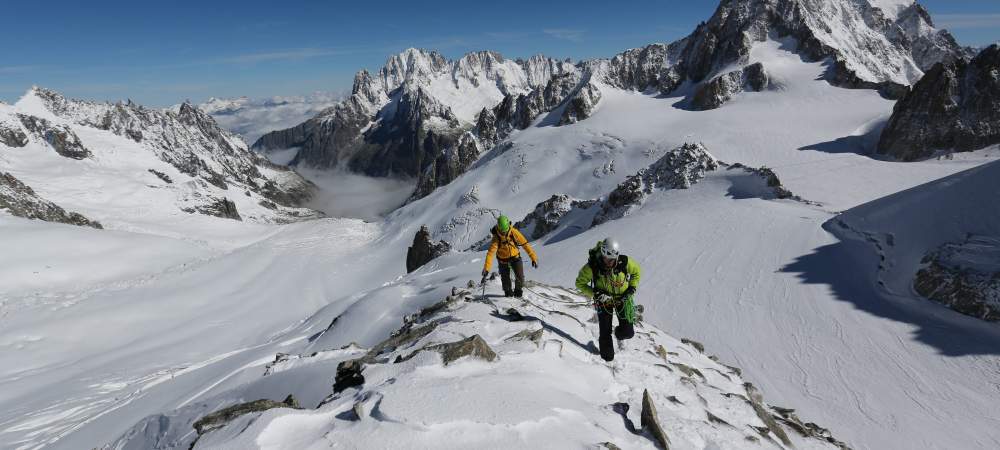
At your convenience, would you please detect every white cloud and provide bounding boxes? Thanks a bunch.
[0,65,39,74]
[221,48,348,64]
[542,28,586,42]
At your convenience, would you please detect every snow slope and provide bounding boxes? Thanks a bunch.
[2,38,999,450]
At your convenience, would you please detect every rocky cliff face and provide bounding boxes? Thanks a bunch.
[877,45,1000,161]
[405,225,452,273]
[0,172,102,228]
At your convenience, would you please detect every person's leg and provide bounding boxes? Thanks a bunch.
[512,257,525,297]
[597,308,615,361]
[498,259,513,296]
[614,302,635,341]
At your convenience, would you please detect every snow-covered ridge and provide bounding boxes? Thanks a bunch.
[0,87,320,232]
[107,282,849,450]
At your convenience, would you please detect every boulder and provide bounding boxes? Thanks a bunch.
[425,334,497,365]
[641,389,671,449]
[192,396,300,435]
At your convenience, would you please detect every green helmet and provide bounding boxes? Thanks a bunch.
[497,215,511,234]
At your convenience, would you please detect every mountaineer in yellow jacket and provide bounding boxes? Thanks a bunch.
[576,237,641,362]
[482,215,538,297]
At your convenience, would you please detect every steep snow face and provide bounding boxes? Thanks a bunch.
[1,88,318,237]
[106,282,848,450]
[195,92,344,143]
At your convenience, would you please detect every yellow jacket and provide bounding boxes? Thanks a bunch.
[484,226,538,271]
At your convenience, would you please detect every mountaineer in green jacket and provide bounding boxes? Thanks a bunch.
[575,237,641,362]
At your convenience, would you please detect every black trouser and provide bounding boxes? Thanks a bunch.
[597,302,635,361]
[498,257,524,297]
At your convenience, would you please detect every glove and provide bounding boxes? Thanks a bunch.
[593,293,608,304]
[482,269,489,277]
[531,260,538,269]
[623,286,636,298]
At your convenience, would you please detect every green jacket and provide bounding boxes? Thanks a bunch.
[575,255,641,299]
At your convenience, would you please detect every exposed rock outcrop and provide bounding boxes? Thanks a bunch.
[593,143,720,225]
[181,196,242,221]
[690,62,770,110]
[192,396,300,435]
[417,334,497,365]
[559,82,602,125]
[412,133,481,200]
[641,389,671,449]
[405,225,451,273]
[514,194,598,240]
[0,172,102,228]
[148,169,172,184]
[17,114,91,159]
[914,235,1000,322]
[0,122,28,147]
[877,44,1000,161]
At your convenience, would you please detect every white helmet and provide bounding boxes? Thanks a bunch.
[599,238,620,260]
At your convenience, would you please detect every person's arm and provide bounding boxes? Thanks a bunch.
[575,264,595,298]
[627,258,641,289]
[514,229,538,263]
[484,237,499,272]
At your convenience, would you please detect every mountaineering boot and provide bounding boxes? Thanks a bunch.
[514,288,523,298]
[503,290,514,297]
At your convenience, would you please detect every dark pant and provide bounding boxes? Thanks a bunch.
[498,257,525,297]
[597,304,635,361]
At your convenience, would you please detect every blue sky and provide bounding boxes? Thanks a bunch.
[2,0,998,107]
